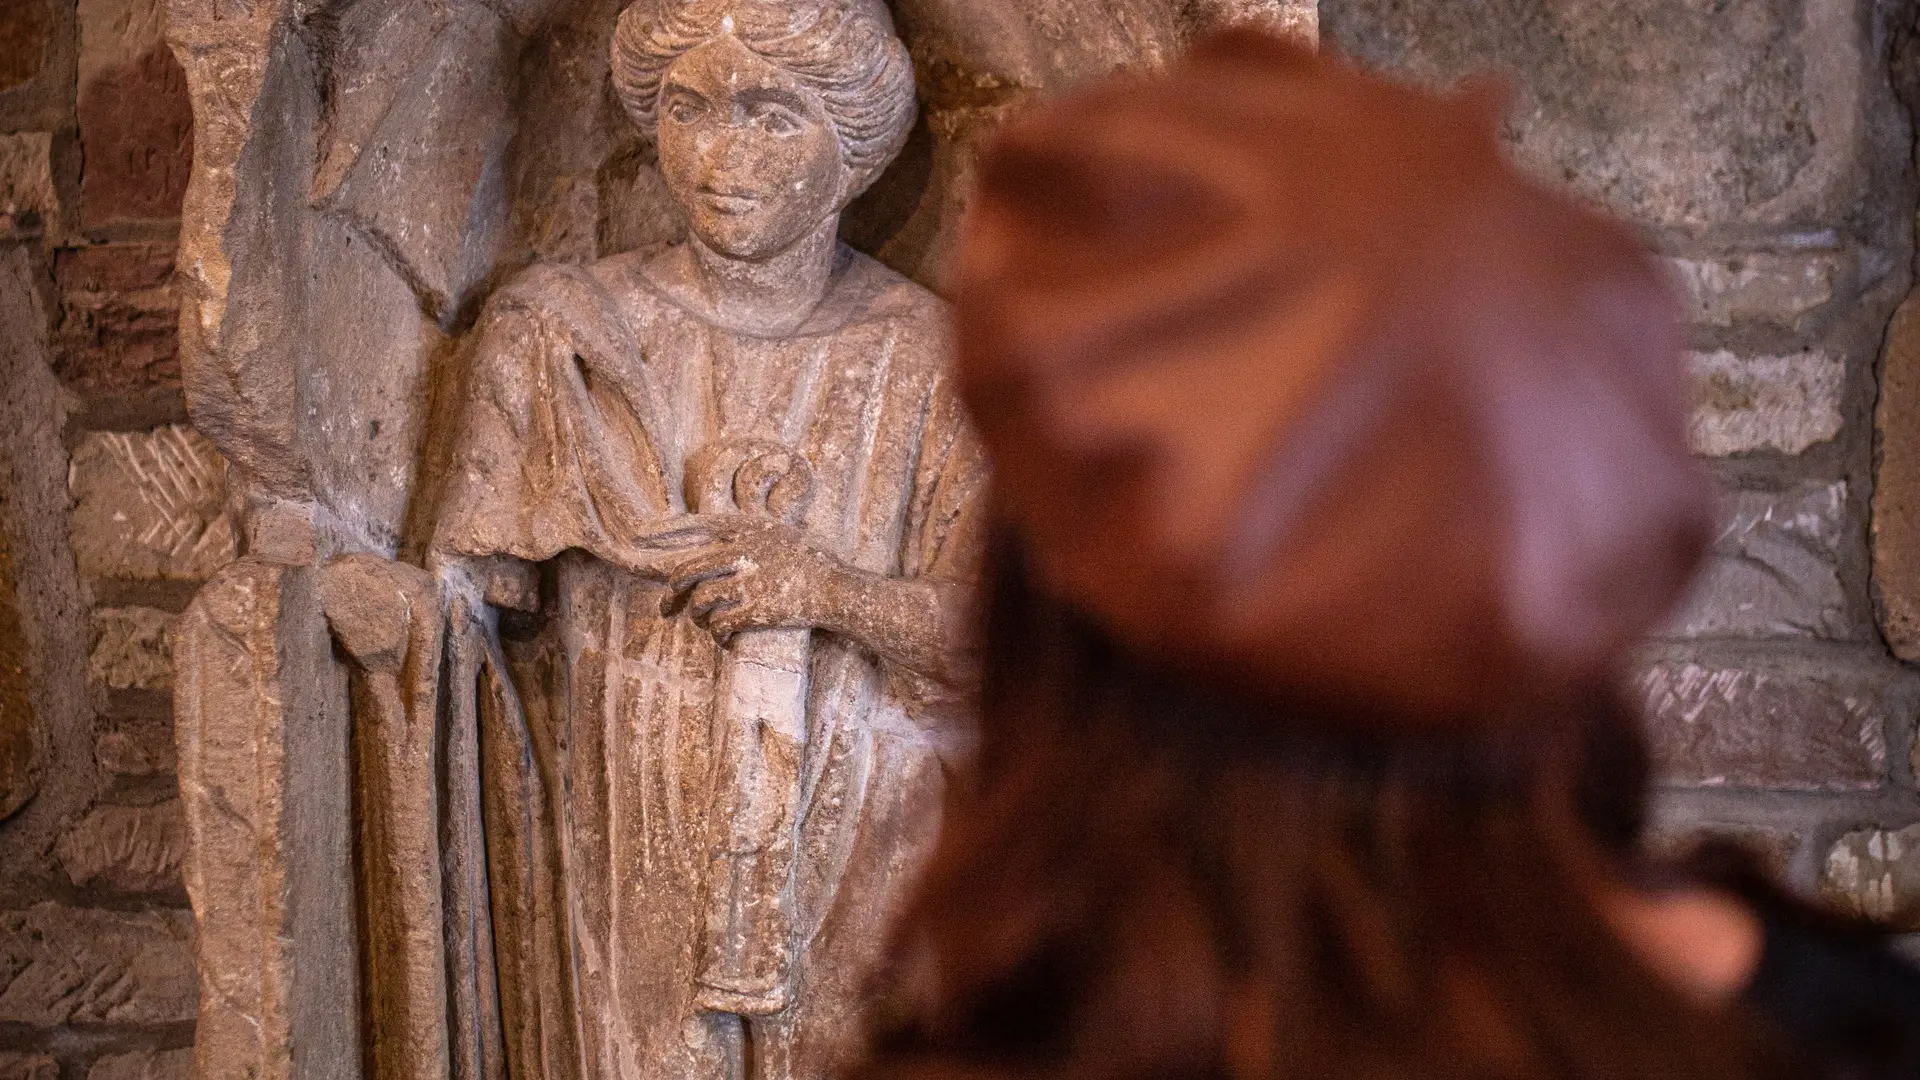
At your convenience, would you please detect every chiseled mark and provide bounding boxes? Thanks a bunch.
[102,425,233,559]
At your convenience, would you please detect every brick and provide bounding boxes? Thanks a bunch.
[1822,824,1920,929]
[1660,482,1851,639]
[88,1049,192,1080]
[1667,253,1839,329]
[1687,349,1843,456]
[90,607,175,692]
[69,425,238,582]
[1873,290,1920,661]
[1323,0,1843,229]
[0,0,50,93]
[1639,657,1893,790]
[52,244,180,396]
[0,903,196,1026]
[0,1055,57,1080]
[0,132,57,236]
[56,802,185,894]
[77,0,189,229]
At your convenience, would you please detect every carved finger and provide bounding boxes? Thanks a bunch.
[685,578,745,634]
[659,554,746,617]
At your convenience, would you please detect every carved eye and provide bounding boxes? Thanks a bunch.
[666,95,706,125]
[752,104,804,137]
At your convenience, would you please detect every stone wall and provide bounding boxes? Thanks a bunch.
[0,0,205,1074]
[4,0,1920,1072]
[1323,0,1920,919]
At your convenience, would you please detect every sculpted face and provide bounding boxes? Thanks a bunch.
[657,35,848,261]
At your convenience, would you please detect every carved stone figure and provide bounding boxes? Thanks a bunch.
[423,2,984,1077]
[162,1,1315,1079]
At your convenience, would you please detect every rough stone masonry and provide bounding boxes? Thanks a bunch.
[2,0,1920,1075]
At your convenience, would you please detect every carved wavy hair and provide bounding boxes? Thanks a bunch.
[611,0,918,198]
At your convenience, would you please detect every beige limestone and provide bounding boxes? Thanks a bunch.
[90,606,176,691]
[69,426,236,582]
[1687,350,1843,456]
[1668,252,1840,329]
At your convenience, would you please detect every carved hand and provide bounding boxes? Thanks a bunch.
[607,515,967,684]
[657,516,851,637]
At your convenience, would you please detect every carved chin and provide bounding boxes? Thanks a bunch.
[689,209,830,261]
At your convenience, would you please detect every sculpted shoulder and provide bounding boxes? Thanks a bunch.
[836,249,953,366]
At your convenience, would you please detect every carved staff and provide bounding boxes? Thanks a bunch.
[683,440,816,1017]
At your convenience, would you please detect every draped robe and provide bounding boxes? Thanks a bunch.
[433,245,984,1080]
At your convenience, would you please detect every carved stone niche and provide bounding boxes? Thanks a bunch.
[162,3,1315,1080]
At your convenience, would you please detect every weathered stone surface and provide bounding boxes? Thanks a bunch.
[78,0,191,228]
[1667,252,1840,329]
[90,607,175,692]
[0,1,50,93]
[175,560,356,1080]
[0,903,196,1025]
[56,801,186,894]
[1647,822,1797,878]
[1324,0,1863,230]
[0,132,57,236]
[1822,824,1920,929]
[52,243,180,396]
[1661,482,1852,639]
[1639,656,1894,790]
[95,719,175,779]
[87,1049,193,1080]
[1687,349,1843,456]
[0,1055,57,1080]
[69,425,237,581]
[1873,288,1920,661]
[0,518,36,824]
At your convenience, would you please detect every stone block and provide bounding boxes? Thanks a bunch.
[1668,252,1839,329]
[95,719,174,779]
[0,527,37,824]
[0,1,50,93]
[1687,349,1843,456]
[88,1049,193,1080]
[56,801,186,894]
[52,244,180,396]
[0,1055,57,1080]
[1646,822,1797,879]
[0,903,196,1025]
[1873,289,1920,661]
[1639,656,1893,790]
[1323,0,1859,230]
[69,425,238,582]
[0,132,57,236]
[1822,824,1920,929]
[90,607,175,692]
[77,0,190,228]
[1660,482,1852,639]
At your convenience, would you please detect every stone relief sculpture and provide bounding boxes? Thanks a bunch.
[162,1,1314,1079]
[421,3,983,1077]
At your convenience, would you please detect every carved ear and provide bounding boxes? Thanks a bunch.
[1457,74,1513,136]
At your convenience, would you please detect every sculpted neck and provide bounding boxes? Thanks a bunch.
[685,217,842,337]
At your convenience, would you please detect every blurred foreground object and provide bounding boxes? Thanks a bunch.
[953,29,1712,723]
